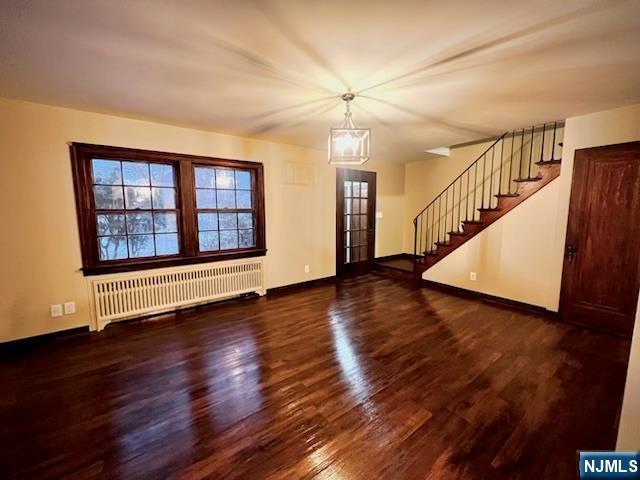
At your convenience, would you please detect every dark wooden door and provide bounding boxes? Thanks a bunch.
[560,141,640,337]
[337,169,377,276]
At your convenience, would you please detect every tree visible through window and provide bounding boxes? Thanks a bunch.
[70,143,265,275]
[92,159,179,260]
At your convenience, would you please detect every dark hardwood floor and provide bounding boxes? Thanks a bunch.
[0,274,631,479]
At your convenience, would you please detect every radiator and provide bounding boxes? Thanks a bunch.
[89,259,265,331]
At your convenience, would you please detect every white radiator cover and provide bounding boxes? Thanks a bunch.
[89,259,265,331]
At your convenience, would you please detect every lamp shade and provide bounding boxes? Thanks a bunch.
[328,127,370,165]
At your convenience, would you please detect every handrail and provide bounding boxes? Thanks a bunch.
[413,132,508,222]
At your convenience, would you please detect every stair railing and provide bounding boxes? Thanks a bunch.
[413,121,564,259]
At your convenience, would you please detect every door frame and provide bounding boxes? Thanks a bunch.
[336,168,377,277]
[559,141,640,338]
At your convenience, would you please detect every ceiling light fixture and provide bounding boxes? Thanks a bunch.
[328,92,370,165]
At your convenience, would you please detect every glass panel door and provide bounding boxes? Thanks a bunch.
[337,169,376,276]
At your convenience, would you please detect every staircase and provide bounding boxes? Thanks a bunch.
[381,122,564,280]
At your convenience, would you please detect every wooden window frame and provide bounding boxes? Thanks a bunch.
[70,143,266,276]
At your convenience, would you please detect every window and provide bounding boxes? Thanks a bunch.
[194,166,255,252]
[71,143,265,275]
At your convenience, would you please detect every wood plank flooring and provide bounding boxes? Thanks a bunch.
[0,274,631,479]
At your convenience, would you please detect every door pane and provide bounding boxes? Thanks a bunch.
[361,182,368,197]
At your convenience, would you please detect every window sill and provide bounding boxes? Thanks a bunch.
[81,248,267,276]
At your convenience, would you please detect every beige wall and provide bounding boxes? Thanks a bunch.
[0,97,404,342]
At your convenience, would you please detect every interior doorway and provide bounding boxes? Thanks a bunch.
[336,168,377,276]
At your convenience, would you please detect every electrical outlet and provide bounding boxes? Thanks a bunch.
[50,304,63,318]
[469,272,477,281]
[304,265,310,273]
[64,302,76,315]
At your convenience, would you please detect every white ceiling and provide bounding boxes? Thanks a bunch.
[1,0,639,163]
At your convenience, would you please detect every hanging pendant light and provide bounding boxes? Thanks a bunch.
[328,92,370,165]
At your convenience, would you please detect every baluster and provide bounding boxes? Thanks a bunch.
[430,202,435,252]
[413,218,418,258]
[458,176,462,230]
[465,170,469,222]
[519,128,525,180]
[438,195,442,243]
[451,182,456,234]
[528,125,534,178]
[474,162,478,219]
[444,189,448,243]
[419,214,422,256]
[551,121,557,161]
[540,123,546,163]
[489,146,495,208]
[498,136,505,195]
[509,132,515,194]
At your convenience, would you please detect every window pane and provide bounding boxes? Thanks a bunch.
[152,187,176,209]
[196,189,216,208]
[125,186,151,209]
[344,181,352,198]
[215,169,235,189]
[198,213,218,231]
[358,246,368,261]
[96,213,125,236]
[199,231,219,251]
[220,230,238,249]
[235,170,251,189]
[154,212,177,233]
[351,198,360,214]
[239,229,254,248]
[360,199,368,213]
[122,162,150,186]
[360,214,367,230]
[361,182,368,198]
[344,199,351,214]
[195,167,215,188]
[98,236,128,260]
[236,190,252,209]
[126,212,153,234]
[219,213,237,230]
[94,185,124,209]
[155,233,179,256]
[217,190,236,209]
[350,215,359,230]
[128,234,155,258]
[150,164,174,187]
[92,159,122,185]
[238,212,253,229]
[352,182,361,197]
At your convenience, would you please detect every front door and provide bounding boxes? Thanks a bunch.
[560,141,640,338]
[336,169,376,276]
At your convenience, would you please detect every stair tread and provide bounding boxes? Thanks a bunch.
[514,176,543,182]
[535,159,561,165]
[495,193,519,198]
[477,207,500,212]
[462,220,483,225]
[434,241,451,247]
[448,231,467,236]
